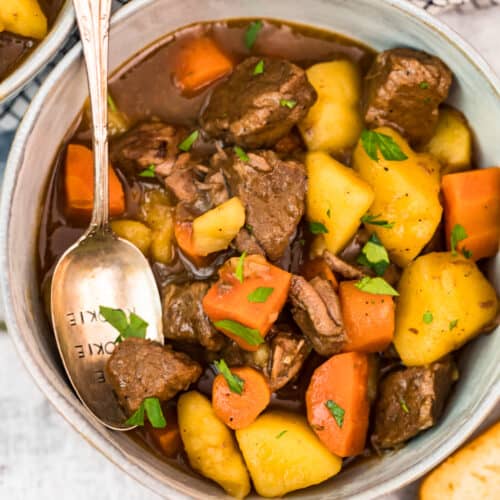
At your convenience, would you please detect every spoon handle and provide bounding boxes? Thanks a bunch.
[73,0,112,231]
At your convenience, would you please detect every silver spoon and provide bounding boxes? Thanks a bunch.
[51,0,163,430]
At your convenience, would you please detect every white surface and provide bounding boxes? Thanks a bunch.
[0,5,499,499]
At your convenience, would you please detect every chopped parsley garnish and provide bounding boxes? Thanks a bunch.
[462,248,473,259]
[235,251,247,283]
[450,224,468,256]
[178,130,199,152]
[253,59,265,75]
[213,359,244,394]
[244,20,263,50]
[423,311,434,324]
[357,233,390,276]
[125,397,167,428]
[99,306,148,343]
[234,145,250,162]
[247,287,274,303]
[449,319,458,331]
[419,81,429,89]
[399,398,410,414]
[360,213,394,229]
[280,99,297,109]
[309,221,329,235]
[276,430,288,439]
[361,129,408,162]
[107,94,117,112]
[139,164,156,178]
[325,400,345,428]
[355,277,399,296]
[245,223,254,234]
[213,319,264,346]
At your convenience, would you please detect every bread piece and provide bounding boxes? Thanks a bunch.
[420,422,500,500]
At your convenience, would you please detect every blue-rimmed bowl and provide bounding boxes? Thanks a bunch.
[1,0,499,498]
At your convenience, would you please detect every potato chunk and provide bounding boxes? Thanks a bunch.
[299,60,363,154]
[177,391,250,499]
[236,411,342,497]
[306,151,374,254]
[110,220,152,255]
[0,0,47,39]
[394,252,498,366]
[353,127,442,267]
[422,107,472,174]
[192,197,245,256]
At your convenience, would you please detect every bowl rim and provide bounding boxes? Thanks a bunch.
[1,0,499,498]
[0,1,75,105]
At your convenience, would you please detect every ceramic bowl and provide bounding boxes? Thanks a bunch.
[0,1,74,105]
[1,0,499,498]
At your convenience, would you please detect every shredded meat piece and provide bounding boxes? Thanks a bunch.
[323,250,367,279]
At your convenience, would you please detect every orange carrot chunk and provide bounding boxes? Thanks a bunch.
[175,36,233,94]
[301,257,339,291]
[212,366,271,430]
[306,352,370,457]
[174,221,210,268]
[146,407,182,458]
[442,167,500,261]
[339,280,395,353]
[202,255,291,351]
[64,143,125,219]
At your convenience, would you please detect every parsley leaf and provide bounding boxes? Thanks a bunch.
[253,59,265,75]
[309,221,329,234]
[449,319,458,331]
[244,20,263,50]
[423,311,433,324]
[213,359,244,394]
[360,213,394,229]
[419,81,429,89]
[235,251,247,283]
[125,397,166,428]
[280,99,297,109]
[462,248,473,259]
[247,287,274,303]
[399,398,410,414]
[450,224,468,255]
[357,234,390,276]
[99,306,148,343]
[213,319,264,346]
[361,129,408,162]
[355,277,399,296]
[178,130,199,152]
[276,430,287,439]
[234,145,250,162]
[325,400,345,428]
[107,94,117,112]
[139,164,156,178]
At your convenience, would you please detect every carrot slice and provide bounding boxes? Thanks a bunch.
[175,37,233,94]
[174,221,210,267]
[146,407,182,458]
[306,352,370,457]
[202,255,291,351]
[212,366,271,430]
[301,257,339,291]
[64,144,125,219]
[339,281,395,353]
[442,167,500,260]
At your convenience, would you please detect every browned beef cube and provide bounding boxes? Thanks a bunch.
[201,57,317,148]
[372,358,456,449]
[289,275,345,356]
[106,338,202,413]
[364,48,452,145]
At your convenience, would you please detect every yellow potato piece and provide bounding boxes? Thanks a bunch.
[422,107,472,175]
[0,0,48,39]
[110,220,152,255]
[236,411,342,498]
[306,151,374,254]
[394,252,498,366]
[299,60,363,153]
[177,391,251,499]
[192,196,245,256]
[353,127,442,267]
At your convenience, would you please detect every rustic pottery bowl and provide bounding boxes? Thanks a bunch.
[0,1,74,105]
[1,0,499,498]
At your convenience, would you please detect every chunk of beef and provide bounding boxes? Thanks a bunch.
[323,250,367,280]
[371,358,456,449]
[110,121,186,175]
[364,48,452,145]
[289,275,345,356]
[213,149,306,261]
[233,228,265,256]
[162,282,224,351]
[201,57,317,148]
[106,338,201,413]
